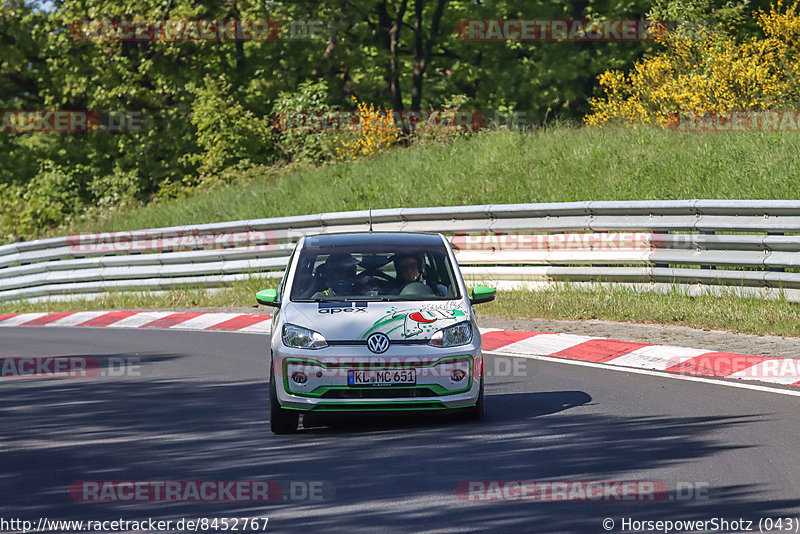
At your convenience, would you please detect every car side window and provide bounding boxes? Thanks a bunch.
[277,244,298,302]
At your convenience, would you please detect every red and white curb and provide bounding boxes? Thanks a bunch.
[2,312,799,389]
[481,328,800,389]
[0,311,272,333]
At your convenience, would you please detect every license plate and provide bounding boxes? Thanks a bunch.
[347,369,416,387]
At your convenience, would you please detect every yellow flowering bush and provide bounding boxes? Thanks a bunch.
[585,1,800,127]
[335,98,401,160]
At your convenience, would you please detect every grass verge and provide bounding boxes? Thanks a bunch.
[60,125,800,235]
[3,283,800,337]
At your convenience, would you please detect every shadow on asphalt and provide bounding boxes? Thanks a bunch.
[1,370,797,533]
[301,390,594,432]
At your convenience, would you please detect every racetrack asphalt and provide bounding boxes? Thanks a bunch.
[1,326,799,533]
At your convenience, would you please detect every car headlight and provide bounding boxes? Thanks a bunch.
[282,324,328,349]
[429,321,472,347]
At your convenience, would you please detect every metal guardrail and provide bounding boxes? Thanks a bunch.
[4,200,800,302]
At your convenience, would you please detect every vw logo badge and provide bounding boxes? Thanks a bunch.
[367,332,390,354]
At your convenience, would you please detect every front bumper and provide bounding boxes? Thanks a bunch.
[272,346,482,412]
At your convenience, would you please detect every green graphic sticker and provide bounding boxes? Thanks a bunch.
[363,308,467,339]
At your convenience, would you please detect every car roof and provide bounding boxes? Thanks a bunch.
[302,232,445,248]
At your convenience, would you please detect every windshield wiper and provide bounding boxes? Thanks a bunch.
[345,297,396,302]
[294,296,402,303]
[293,297,349,302]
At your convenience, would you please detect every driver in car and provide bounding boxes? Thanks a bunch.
[393,253,448,296]
[313,254,360,298]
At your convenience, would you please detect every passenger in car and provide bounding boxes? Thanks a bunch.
[393,253,448,296]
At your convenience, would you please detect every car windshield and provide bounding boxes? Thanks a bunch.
[290,243,461,302]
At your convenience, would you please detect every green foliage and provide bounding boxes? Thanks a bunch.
[648,0,772,38]
[60,127,800,236]
[586,1,800,126]
[264,0,655,118]
[187,75,276,181]
[0,0,793,242]
[411,94,477,147]
[271,80,339,162]
[4,162,84,238]
[87,166,141,211]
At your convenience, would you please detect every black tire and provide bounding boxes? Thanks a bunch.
[463,376,485,421]
[270,369,299,434]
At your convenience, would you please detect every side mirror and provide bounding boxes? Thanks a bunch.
[256,288,280,308]
[470,286,496,305]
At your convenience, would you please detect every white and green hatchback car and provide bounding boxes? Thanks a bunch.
[256,232,496,433]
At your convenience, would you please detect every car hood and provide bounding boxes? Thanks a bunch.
[284,300,470,341]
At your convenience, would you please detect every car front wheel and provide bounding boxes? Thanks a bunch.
[463,376,485,421]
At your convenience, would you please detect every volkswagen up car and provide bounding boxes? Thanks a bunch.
[256,232,496,433]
